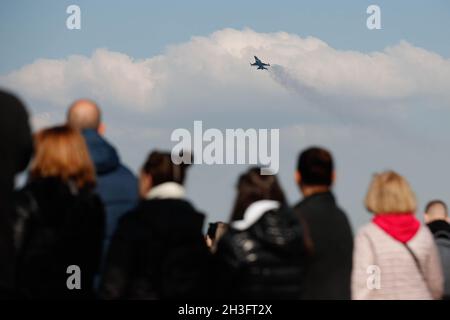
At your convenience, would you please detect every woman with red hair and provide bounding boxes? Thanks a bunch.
[14,125,105,299]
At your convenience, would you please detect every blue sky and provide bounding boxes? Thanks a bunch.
[1,0,449,73]
[1,1,450,228]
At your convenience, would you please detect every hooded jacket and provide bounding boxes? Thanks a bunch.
[82,130,138,260]
[215,201,305,299]
[352,221,443,300]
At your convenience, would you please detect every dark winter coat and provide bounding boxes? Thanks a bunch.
[0,90,33,298]
[215,201,305,299]
[428,220,450,299]
[99,198,211,299]
[293,191,353,300]
[13,177,105,299]
[82,130,138,260]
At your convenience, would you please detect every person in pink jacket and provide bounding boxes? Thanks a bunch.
[352,171,443,300]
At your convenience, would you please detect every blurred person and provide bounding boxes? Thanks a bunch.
[99,151,211,299]
[0,90,33,297]
[67,99,138,263]
[424,200,450,299]
[293,147,353,299]
[215,167,305,299]
[205,222,228,253]
[13,125,105,299]
[352,171,443,300]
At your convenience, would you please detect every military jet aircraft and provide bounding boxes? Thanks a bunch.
[250,56,270,70]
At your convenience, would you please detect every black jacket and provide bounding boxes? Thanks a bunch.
[293,191,353,300]
[427,220,450,238]
[13,177,105,299]
[427,220,450,299]
[215,204,305,299]
[0,91,32,297]
[99,198,211,299]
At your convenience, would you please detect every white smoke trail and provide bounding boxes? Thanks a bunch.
[268,64,349,121]
[269,64,318,100]
[267,64,428,145]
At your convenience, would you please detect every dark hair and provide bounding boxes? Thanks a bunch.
[230,167,286,222]
[207,223,219,240]
[425,200,448,214]
[297,147,333,186]
[142,150,192,187]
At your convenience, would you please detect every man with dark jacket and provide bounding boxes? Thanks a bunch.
[424,200,450,299]
[292,147,353,300]
[0,90,33,297]
[67,100,138,262]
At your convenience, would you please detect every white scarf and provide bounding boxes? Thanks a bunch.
[145,182,186,200]
[232,200,280,231]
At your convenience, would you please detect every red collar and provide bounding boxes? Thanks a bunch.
[372,213,420,243]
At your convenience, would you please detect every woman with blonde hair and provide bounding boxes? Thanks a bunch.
[14,125,105,299]
[352,171,443,300]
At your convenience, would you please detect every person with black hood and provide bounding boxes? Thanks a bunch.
[0,90,33,298]
[67,99,138,263]
[99,151,211,299]
[215,167,305,299]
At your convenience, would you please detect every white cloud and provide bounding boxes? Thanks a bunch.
[1,28,449,118]
[1,50,157,111]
